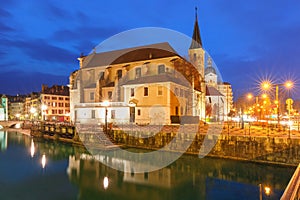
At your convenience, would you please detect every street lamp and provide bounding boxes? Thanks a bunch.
[246,93,269,121]
[261,80,294,129]
[30,107,37,121]
[103,100,110,134]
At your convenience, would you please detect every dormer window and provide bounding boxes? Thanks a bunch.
[158,64,165,74]
[117,69,122,79]
[135,67,141,79]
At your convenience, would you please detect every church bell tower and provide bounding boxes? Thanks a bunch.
[188,7,205,78]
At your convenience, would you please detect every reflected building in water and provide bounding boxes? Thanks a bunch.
[0,131,294,200]
[66,152,290,200]
[0,131,7,151]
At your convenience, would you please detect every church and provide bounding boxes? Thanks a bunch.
[205,57,233,121]
[69,10,233,125]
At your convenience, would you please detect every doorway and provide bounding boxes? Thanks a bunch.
[130,107,135,123]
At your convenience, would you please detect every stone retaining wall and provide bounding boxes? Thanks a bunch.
[108,127,300,166]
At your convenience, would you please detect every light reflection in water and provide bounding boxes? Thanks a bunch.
[30,139,35,158]
[103,176,109,190]
[265,186,271,196]
[66,152,295,200]
[2,131,296,200]
[41,154,46,168]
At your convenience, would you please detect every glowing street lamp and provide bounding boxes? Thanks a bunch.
[261,80,294,128]
[261,93,268,99]
[30,107,37,121]
[15,113,21,120]
[247,93,253,100]
[285,80,294,89]
[261,81,272,90]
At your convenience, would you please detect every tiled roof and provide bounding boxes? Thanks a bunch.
[206,86,224,96]
[82,42,178,68]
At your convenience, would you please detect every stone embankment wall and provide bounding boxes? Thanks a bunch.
[33,123,300,166]
[107,124,300,166]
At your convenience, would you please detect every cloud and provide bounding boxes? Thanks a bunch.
[0,22,15,32]
[0,70,68,95]
[51,25,124,53]
[52,26,122,42]
[0,8,12,18]
[9,39,77,64]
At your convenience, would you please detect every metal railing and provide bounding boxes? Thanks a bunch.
[281,163,300,200]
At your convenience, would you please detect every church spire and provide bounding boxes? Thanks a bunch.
[189,7,203,49]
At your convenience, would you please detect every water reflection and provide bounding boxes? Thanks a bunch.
[41,154,46,168]
[0,131,296,200]
[103,176,109,190]
[0,131,7,151]
[67,150,294,200]
[30,139,35,157]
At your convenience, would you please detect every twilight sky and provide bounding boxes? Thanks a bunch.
[1,0,300,99]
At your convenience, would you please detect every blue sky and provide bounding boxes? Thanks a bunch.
[1,0,300,99]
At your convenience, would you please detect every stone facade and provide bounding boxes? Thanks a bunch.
[70,43,205,125]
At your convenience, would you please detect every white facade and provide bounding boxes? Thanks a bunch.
[204,56,233,121]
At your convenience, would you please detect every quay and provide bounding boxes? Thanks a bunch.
[28,121,300,167]
[30,122,82,145]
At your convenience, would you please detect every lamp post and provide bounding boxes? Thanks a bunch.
[261,80,294,129]
[246,93,269,122]
[103,100,109,134]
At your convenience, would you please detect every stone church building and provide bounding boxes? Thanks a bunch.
[69,10,233,125]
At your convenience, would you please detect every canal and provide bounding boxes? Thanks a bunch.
[0,131,296,200]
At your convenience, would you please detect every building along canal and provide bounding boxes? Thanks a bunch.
[0,130,296,200]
